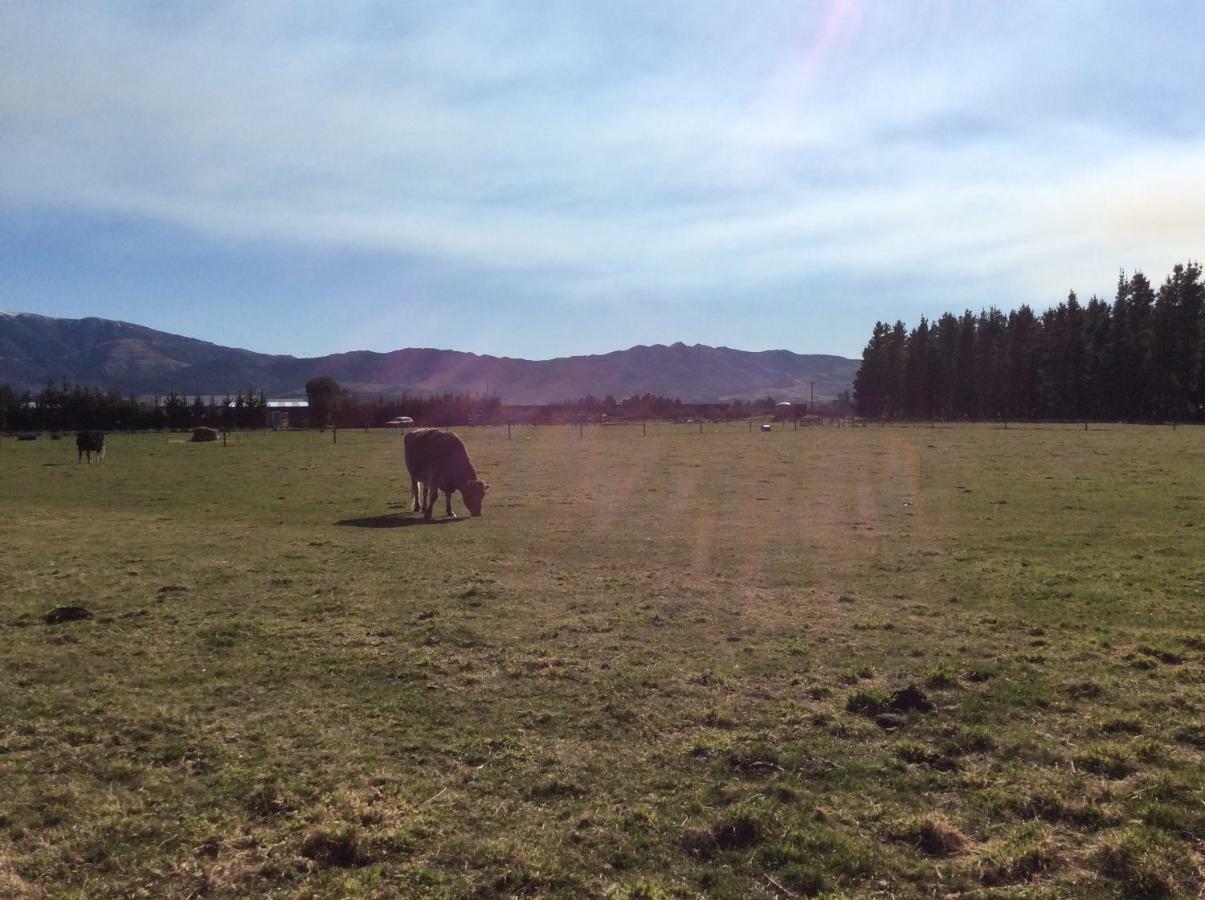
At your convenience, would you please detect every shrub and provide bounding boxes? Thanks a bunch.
[925,665,959,690]
[845,688,891,715]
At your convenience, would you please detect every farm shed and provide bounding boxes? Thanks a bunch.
[224,397,310,429]
[266,399,308,430]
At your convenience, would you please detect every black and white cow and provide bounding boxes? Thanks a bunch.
[76,431,105,463]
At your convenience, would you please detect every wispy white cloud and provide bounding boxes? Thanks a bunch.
[1,0,1203,355]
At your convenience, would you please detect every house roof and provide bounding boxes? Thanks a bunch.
[225,398,309,408]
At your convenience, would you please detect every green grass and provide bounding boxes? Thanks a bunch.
[1,423,1202,897]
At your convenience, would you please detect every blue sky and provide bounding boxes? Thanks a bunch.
[2,1,1203,359]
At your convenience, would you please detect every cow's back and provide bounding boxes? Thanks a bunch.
[404,428,472,480]
[404,428,440,475]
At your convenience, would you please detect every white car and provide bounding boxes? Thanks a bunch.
[385,416,415,427]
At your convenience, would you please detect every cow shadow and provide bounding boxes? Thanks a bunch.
[335,514,464,528]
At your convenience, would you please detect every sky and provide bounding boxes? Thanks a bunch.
[2,1,1204,360]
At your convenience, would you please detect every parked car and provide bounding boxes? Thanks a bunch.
[384,416,415,427]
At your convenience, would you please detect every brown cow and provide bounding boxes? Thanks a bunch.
[76,431,105,463]
[404,428,487,519]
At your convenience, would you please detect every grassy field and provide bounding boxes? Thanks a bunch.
[1,423,1202,898]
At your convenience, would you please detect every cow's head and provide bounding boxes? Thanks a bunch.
[462,480,488,517]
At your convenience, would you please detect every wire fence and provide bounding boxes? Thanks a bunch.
[1,417,1198,455]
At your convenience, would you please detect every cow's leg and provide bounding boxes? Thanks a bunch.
[445,489,456,518]
[98,446,104,462]
[411,477,420,512]
[423,485,436,520]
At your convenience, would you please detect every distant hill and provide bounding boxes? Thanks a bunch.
[0,312,858,404]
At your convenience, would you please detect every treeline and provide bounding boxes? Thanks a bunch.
[0,382,506,432]
[853,263,1204,421]
[2,381,852,433]
[332,392,502,427]
[515,393,850,423]
[0,383,273,432]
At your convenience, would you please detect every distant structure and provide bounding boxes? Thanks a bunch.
[227,398,309,430]
[266,399,308,430]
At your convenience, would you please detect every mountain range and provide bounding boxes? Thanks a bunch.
[0,312,858,404]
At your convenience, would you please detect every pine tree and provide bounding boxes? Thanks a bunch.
[975,308,1008,419]
[883,321,908,417]
[904,317,932,419]
[931,313,960,419]
[853,322,889,418]
[1083,296,1113,419]
[1129,272,1157,419]
[953,311,978,418]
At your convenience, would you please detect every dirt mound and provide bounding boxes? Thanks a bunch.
[712,814,763,850]
[300,827,364,869]
[43,606,93,625]
[727,753,782,775]
[888,685,934,712]
[899,816,968,857]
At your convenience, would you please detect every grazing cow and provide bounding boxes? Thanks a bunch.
[404,428,488,519]
[76,431,105,463]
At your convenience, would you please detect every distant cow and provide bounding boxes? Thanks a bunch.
[404,428,488,519]
[76,431,105,463]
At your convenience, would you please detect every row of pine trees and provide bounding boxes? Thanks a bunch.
[852,263,1204,421]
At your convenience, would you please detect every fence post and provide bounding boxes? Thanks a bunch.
[579,421,583,438]
[222,429,227,448]
[333,426,338,444]
[748,420,752,432]
[507,423,512,440]
[643,422,646,436]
